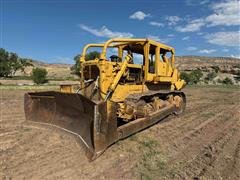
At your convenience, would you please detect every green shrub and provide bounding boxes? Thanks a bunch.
[190,70,203,83]
[235,70,240,82]
[180,72,191,83]
[31,68,48,84]
[217,79,222,83]
[222,77,234,85]
[180,70,203,84]
[205,72,217,81]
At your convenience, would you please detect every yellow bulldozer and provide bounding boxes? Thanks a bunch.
[24,38,186,160]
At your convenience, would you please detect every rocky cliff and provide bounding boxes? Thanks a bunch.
[175,56,239,74]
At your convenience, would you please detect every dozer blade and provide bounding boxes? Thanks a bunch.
[24,91,117,161]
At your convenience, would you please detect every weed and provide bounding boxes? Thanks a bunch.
[23,127,32,132]
[139,139,158,149]
[139,172,151,180]
[138,150,167,178]
[201,112,215,118]
[229,127,237,134]
[125,148,134,153]
[219,114,231,122]
[129,134,138,141]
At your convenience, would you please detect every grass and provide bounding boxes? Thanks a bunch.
[187,84,240,90]
[139,139,159,149]
[23,127,32,132]
[129,134,138,141]
[219,113,232,123]
[1,75,77,81]
[1,76,32,80]
[0,84,59,90]
[137,138,168,178]
[201,112,215,118]
[230,127,237,134]
[135,138,182,179]
[48,76,77,81]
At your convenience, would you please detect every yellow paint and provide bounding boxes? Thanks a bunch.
[60,84,74,93]
[80,38,185,102]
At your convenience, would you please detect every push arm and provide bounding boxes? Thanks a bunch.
[104,54,132,101]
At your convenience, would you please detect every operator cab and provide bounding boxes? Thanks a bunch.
[110,55,121,62]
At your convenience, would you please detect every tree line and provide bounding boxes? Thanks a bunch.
[0,48,33,77]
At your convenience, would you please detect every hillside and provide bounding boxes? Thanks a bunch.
[11,56,240,85]
[175,56,240,74]
[21,56,239,77]
[15,60,76,79]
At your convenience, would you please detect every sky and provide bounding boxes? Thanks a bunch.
[0,0,240,64]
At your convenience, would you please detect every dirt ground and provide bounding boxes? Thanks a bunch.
[0,86,240,180]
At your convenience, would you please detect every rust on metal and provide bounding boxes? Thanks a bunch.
[25,91,101,160]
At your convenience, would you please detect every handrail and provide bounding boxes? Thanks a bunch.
[100,38,147,59]
[80,44,105,62]
[81,38,175,62]
[80,43,116,62]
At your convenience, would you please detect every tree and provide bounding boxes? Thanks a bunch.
[31,68,48,84]
[0,48,33,77]
[71,51,100,76]
[85,51,100,60]
[19,58,33,73]
[0,48,11,77]
[70,54,81,76]
[9,52,20,76]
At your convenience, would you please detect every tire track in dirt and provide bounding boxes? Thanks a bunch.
[205,128,240,180]
[151,103,229,151]
[154,90,240,154]
[169,107,240,179]
[1,88,240,179]
[179,121,239,179]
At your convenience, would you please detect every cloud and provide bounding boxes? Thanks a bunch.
[149,21,164,27]
[148,35,161,42]
[177,1,240,33]
[147,35,170,43]
[186,46,197,51]
[205,31,240,47]
[79,24,133,38]
[230,54,240,59]
[205,0,240,26]
[182,36,190,40]
[165,16,182,26]
[129,11,151,20]
[176,18,205,32]
[198,49,216,54]
[185,0,209,6]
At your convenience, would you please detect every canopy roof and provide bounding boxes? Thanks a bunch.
[81,38,174,61]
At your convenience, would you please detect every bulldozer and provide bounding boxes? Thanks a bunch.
[24,38,186,161]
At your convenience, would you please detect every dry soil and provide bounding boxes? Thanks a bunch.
[0,86,240,180]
